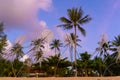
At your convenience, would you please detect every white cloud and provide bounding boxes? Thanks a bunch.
[0,0,53,39]
[20,55,29,62]
[39,21,47,28]
[5,40,12,50]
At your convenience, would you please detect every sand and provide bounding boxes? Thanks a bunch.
[0,77,120,80]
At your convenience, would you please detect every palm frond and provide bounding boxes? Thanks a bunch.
[60,17,72,23]
[78,7,83,19]
[112,35,120,46]
[67,8,73,21]
[78,25,86,36]
[78,15,92,25]
[57,24,73,30]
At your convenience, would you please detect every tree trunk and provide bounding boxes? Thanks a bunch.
[11,62,17,77]
[74,26,77,77]
[55,48,56,55]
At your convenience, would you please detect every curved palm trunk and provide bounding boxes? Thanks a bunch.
[74,26,77,77]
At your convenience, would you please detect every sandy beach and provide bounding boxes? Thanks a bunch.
[0,77,120,80]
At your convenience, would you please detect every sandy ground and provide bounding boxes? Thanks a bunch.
[0,77,120,80]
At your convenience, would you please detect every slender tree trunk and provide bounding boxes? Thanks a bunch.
[70,47,74,71]
[55,48,56,55]
[11,62,17,77]
[74,26,77,77]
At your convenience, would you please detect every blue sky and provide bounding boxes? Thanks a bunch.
[0,0,120,57]
[39,0,120,54]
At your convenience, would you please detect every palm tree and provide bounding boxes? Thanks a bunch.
[11,43,24,60]
[57,7,91,76]
[29,38,45,61]
[64,33,81,70]
[26,37,45,73]
[10,42,24,77]
[65,33,81,48]
[50,39,63,54]
[102,35,120,76]
[111,35,120,61]
[95,34,110,60]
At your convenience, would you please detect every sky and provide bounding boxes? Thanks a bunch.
[0,0,120,59]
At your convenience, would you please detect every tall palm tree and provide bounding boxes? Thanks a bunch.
[50,39,63,54]
[57,7,91,76]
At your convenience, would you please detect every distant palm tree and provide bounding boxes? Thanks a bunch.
[10,42,24,77]
[65,33,81,48]
[96,41,109,58]
[31,38,45,52]
[11,43,24,60]
[50,39,63,54]
[102,35,120,76]
[64,33,81,69]
[111,35,120,62]
[58,7,91,76]
[30,38,45,61]
[95,34,110,59]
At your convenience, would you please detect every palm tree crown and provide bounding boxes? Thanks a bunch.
[58,7,91,36]
[50,39,63,54]
[30,38,45,61]
[11,43,24,60]
[65,33,81,48]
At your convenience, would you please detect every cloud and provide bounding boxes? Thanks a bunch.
[5,40,12,50]
[0,0,53,39]
[20,55,29,62]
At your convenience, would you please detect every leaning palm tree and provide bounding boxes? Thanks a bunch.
[50,39,63,54]
[9,42,24,77]
[57,7,91,76]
